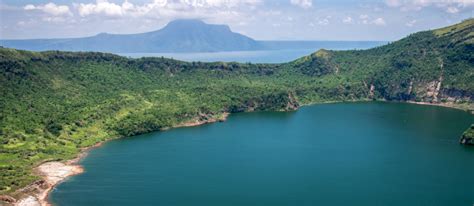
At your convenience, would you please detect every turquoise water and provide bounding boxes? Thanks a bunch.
[50,102,474,206]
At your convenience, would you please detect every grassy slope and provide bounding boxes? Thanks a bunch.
[0,19,473,195]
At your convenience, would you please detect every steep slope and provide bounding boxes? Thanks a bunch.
[0,19,473,200]
[0,19,260,53]
[288,18,474,104]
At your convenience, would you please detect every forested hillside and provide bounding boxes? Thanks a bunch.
[289,18,473,103]
[1,19,473,196]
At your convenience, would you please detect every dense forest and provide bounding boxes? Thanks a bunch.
[1,19,473,196]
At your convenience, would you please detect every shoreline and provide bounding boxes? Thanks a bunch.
[6,101,472,206]
[406,101,474,114]
[11,142,103,206]
[10,113,230,206]
[304,99,474,114]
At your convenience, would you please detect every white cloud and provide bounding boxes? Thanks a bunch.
[359,14,369,24]
[405,19,417,27]
[19,0,265,28]
[373,17,386,26]
[24,4,36,10]
[359,14,369,19]
[77,0,125,17]
[315,15,331,26]
[43,16,68,23]
[342,16,353,24]
[181,0,262,8]
[75,0,262,17]
[446,6,459,13]
[23,2,72,16]
[317,19,329,25]
[290,0,312,9]
[385,0,474,13]
[358,15,386,26]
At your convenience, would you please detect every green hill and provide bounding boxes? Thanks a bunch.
[0,19,473,196]
[288,18,474,102]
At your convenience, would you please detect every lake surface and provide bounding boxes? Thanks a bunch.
[117,41,386,63]
[50,102,474,206]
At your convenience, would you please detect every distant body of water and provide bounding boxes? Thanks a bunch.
[50,102,474,206]
[117,41,386,63]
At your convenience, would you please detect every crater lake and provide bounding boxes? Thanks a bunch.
[49,102,474,206]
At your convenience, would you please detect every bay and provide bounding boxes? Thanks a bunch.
[50,102,474,206]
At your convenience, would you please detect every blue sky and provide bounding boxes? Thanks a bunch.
[0,0,473,41]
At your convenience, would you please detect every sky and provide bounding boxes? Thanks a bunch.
[0,0,473,41]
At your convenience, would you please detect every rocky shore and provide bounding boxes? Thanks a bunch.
[406,101,474,114]
[168,112,229,129]
[0,141,107,206]
[6,160,84,206]
[16,162,83,206]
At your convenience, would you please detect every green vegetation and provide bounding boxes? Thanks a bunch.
[460,125,474,145]
[1,19,473,196]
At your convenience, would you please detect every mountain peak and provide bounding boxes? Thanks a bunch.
[160,19,231,33]
[167,19,206,26]
[95,32,109,37]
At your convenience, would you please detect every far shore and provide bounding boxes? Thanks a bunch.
[4,100,472,206]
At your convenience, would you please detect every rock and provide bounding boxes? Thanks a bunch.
[0,195,16,203]
[369,84,375,99]
[15,196,41,206]
[285,93,299,111]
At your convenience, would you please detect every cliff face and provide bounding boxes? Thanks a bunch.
[227,92,299,113]
[439,88,473,103]
[406,79,473,104]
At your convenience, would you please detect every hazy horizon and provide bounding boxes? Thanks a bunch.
[0,18,392,42]
[1,0,473,41]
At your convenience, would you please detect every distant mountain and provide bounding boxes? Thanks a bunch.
[0,19,261,52]
[0,19,386,53]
